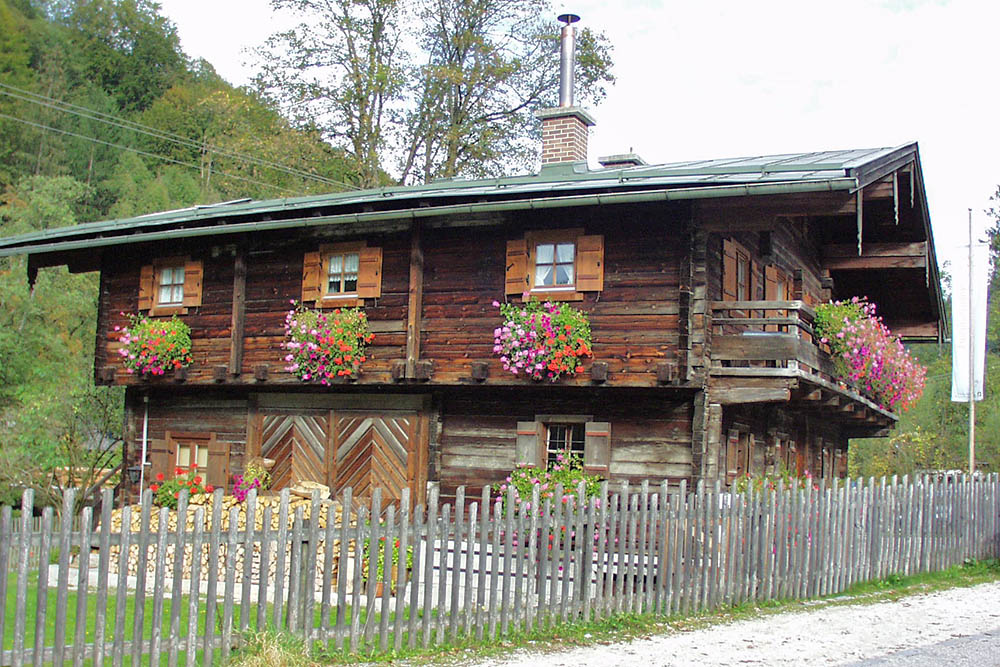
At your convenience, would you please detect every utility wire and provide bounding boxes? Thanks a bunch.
[0,81,359,191]
[0,111,298,196]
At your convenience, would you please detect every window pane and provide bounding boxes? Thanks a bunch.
[171,285,184,303]
[177,445,190,467]
[536,243,554,264]
[344,253,359,273]
[556,264,573,285]
[535,264,553,286]
[159,284,174,304]
[556,243,575,263]
[158,266,184,304]
[197,446,208,470]
[329,255,342,274]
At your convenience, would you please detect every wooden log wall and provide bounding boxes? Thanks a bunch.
[95,204,687,390]
[435,386,694,506]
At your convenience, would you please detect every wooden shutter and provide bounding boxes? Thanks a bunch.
[357,246,383,298]
[301,251,322,302]
[583,421,611,475]
[206,433,229,490]
[722,240,737,301]
[505,239,528,296]
[148,438,174,484]
[576,235,604,292]
[515,421,542,468]
[725,428,740,484]
[181,260,203,308]
[138,264,155,310]
[764,265,780,331]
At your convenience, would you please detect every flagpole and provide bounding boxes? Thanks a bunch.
[968,208,975,475]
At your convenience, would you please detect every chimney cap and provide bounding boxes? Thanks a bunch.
[598,153,647,168]
[557,13,580,25]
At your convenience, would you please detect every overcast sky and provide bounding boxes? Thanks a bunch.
[158,0,998,274]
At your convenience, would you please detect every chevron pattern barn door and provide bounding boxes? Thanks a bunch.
[259,412,332,490]
[332,413,422,507]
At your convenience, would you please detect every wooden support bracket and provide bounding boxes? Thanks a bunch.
[253,364,269,382]
[212,366,228,383]
[656,360,679,384]
[590,361,609,383]
[414,360,434,381]
[98,367,116,385]
[391,360,407,382]
[172,367,188,383]
[470,361,489,382]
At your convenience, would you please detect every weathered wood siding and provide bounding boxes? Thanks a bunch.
[435,387,694,505]
[96,204,686,389]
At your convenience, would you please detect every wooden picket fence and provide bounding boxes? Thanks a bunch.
[0,473,998,665]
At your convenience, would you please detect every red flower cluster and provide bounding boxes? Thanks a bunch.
[149,464,214,509]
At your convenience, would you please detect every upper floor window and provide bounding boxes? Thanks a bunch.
[138,257,203,316]
[545,422,585,465]
[326,250,360,295]
[158,265,185,305]
[302,242,382,306]
[516,416,611,475]
[506,230,604,301]
[722,238,756,302]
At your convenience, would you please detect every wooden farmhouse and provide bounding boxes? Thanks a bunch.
[0,101,943,506]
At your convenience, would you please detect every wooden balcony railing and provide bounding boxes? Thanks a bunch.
[710,300,839,381]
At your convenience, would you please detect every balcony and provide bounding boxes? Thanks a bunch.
[709,300,896,432]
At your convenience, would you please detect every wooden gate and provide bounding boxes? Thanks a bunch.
[251,405,428,507]
[258,411,332,490]
[332,412,426,507]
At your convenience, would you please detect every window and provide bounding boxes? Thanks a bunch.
[302,242,382,305]
[157,265,185,305]
[545,422,585,465]
[515,417,611,475]
[148,431,229,490]
[722,238,756,303]
[138,257,203,316]
[506,231,604,300]
[326,251,359,295]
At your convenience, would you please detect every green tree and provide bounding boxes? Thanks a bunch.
[398,0,614,182]
[253,0,407,188]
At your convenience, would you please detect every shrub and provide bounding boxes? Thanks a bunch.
[282,301,373,384]
[150,465,213,509]
[734,466,818,494]
[116,313,193,375]
[492,296,592,381]
[814,297,926,412]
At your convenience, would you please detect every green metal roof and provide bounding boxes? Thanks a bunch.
[0,143,921,257]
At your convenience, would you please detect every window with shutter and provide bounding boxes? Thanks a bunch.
[506,230,604,301]
[302,242,382,306]
[516,416,610,476]
[162,431,229,490]
[139,256,203,316]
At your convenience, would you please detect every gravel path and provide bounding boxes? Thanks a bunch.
[465,581,1000,666]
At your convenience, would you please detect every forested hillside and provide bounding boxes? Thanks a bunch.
[0,0,356,502]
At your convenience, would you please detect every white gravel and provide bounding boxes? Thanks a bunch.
[465,581,1000,666]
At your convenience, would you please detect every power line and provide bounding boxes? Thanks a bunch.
[0,111,298,196]
[0,81,359,191]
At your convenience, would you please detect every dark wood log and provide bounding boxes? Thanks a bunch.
[212,366,228,383]
[414,360,433,381]
[229,247,247,376]
[470,361,489,381]
[656,360,678,384]
[590,361,609,383]
[253,364,269,382]
[405,224,423,377]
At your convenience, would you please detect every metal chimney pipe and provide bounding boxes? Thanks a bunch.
[557,13,580,107]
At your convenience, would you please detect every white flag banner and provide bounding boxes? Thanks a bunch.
[951,241,990,402]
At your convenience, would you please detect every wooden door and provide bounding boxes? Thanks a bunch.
[258,410,333,490]
[332,412,427,508]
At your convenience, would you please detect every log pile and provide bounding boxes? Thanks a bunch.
[104,491,359,589]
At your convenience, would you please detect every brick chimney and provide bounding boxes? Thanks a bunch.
[536,14,596,167]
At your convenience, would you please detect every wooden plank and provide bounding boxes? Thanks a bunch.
[184,508,204,667]
[335,488,353,650]
[475,487,489,641]
[593,483,609,620]
[52,490,76,666]
[112,505,131,667]
[501,489,514,635]
[450,487,465,641]
[348,504,366,654]
[257,505,273,634]
[167,491,190,667]
[303,491,321,652]
[711,386,792,405]
[394,488,411,651]
[602,491,618,617]
[406,499,424,650]
[149,507,170,667]
[379,504,396,652]
[202,492,223,667]
[406,223,424,378]
[463,494,479,637]
[221,506,240,662]
[488,500,502,638]
[421,486,438,647]
[320,491,336,647]
[636,482,650,614]
[130,492,152,667]
[241,490,257,634]
[93,489,114,666]
[32,507,53,667]
[362,489,381,647]
[435,503,450,643]
[0,507,10,664]
[229,246,247,375]
[272,490,291,630]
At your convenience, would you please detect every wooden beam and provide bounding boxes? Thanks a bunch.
[856,187,863,255]
[228,247,246,376]
[712,386,791,405]
[405,223,424,378]
[823,242,928,270]
[892,322,940,339]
